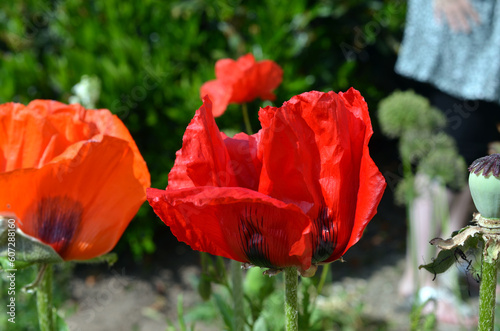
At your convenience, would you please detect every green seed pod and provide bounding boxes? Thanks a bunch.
[469,154,500,219]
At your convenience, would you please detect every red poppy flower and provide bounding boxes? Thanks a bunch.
[148,89,385,273]
[200,53,283,117]
[0,100,150,261]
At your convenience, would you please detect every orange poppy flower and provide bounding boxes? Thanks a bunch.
[200,53,283,117]
[0,100,150,261]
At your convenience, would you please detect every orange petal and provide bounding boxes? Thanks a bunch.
[0,136,146,260]
[0,100,150,190]
[0,102,91,172]
[83,108,150,189]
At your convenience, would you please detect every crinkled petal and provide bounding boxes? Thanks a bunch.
[231,56,283,103]
[258,92,331,213]
[203,54,283,108]
[333,88,386,259]
[0,136,146,261]
[147,186,312,270]
[0,100,150,189]
[83,108,150,189]
[167,97,238,189]
[0,102,92,172]
[222,131,262,191]
[200,80,232,117]
[258,89,385,263]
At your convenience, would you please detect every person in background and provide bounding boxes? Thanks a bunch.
[395,0,500,325]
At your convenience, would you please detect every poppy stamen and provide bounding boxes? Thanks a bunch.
[33,196,83,257]
[312,206,337,263]
[238,207,275,268]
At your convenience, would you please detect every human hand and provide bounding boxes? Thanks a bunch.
[434,0,480,33]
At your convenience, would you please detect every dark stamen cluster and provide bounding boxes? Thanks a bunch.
[34,196,83,256]
[469,154,500,177]
[312,206,336,263]
[239,207,274,268]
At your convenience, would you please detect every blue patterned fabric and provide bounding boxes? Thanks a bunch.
[395,0,500,104]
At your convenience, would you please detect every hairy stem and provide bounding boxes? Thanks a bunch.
[284,267,298,331]
[231,260,244,331]
[478,256,497,331]
[36,264,53,331]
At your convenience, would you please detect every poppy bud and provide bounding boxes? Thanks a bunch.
[469,154,500,220]
[197,274,212,301]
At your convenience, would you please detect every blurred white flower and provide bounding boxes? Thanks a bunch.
[68,75,101,109]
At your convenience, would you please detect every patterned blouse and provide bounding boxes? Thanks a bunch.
[395,0,500,104]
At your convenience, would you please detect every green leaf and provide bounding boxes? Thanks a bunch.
[213,293,234,331]
[418,249,456,276]
[177,294,188,331]
[0,217,63,270]
[243,266,275,302]
[55,309,70,331]
[419,226,482,276]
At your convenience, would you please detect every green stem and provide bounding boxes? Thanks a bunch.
[316,264,330,296]
[231,260,244,331]
[478,256,498,331]
[284,267,298,331]
[177,294,188,331]
[241,103,253,135]
[36,264,53,331]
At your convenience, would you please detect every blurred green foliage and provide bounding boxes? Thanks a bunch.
[179,265,388,330]
[378,90,467,205]
[378,90,446,139]
[0,0,406,259]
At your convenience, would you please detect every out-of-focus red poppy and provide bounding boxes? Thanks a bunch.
[200,53,283,117]
[148,89,386,273]
[0,100,150,261]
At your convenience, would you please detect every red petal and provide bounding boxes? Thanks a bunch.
[246,59,283,102]
[258,90,385,263]
[200,80,232,117]
[335,88,386,258]
[215,55,250,82]
[167,97,238,189]
[167,97,261,191]
[231,56,283,103]
[147,186,312,270]
[258,92,331,213]
[222,131,262,191]
[209,54,283,105]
